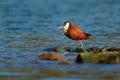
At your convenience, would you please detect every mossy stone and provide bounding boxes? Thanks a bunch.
[75,54,84,63]
[56,47,65,52]
[74,48,85,53]
[107,47,120,52]
[87,46,101,53]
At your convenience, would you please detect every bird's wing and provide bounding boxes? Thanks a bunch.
[84,32,92,36]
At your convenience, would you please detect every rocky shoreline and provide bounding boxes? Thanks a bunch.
[39,46,120,64]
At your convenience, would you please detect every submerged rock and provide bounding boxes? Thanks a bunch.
[107,52,119,64]
[76,52,120,64]
[43,46,120,53]
[87,46,101,53]
[39,53,64,60]
[75,54,84,63]
[101,46,120,52]
[42,47,57,52]
[58,61,70,65]
[106,47,120,52]
[55,47,65,52]
[76,53,100,63]
[74,48,85,53]
[41,46,120,64]
[43,47,74,52]
[63,47,74,52]
[101,46,110,52]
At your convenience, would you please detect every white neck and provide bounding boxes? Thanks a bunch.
[63,23,70,33]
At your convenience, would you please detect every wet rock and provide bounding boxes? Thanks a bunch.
[101,46,110,52]
[74,48,85,53]
[41,46,120,64]
[39,53,64,60]
[75,53,97,64]
[43,47,57,52]
[98,54,109,63]
[55,47,65,52]
[106,47,120,52]
[75,54,84,63]
[43,47,75,52]
[43,47,66,52]
[56,47,75,52]
[65,53,77,56]
[107,53,119,64]
[58,61,70,65]
[101,46,120,53]
[87,46,101,53]
[76,52,120,64]
[64,47,74,52]
[98,53,119,64]
[76,53,106,64]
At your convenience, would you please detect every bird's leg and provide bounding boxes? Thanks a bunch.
[78,40,83,48]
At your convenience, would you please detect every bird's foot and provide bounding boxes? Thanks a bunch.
[79,45,83,49]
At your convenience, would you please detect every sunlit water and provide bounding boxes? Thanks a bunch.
[0,0,120,80]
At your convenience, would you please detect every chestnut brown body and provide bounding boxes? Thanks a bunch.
[64,24,91,40]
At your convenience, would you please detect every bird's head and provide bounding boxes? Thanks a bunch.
[58,21,71,29]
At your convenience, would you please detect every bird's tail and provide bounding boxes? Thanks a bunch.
[84,32,92,38]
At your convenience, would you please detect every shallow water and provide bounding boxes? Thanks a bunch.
[0,0,120,80]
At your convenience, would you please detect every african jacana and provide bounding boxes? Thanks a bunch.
[59,21,91,48]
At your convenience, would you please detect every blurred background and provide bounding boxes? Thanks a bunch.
[0,0,120,49]
[0,0,120,80]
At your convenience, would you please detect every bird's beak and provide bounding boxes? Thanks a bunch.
[57,26,63,29]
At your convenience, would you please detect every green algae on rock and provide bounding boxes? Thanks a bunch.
[55,47,65,52]
[76,53,100,63]
[42,46,120,64]
[102,46,120,52]
[74,48,85,53]
[87,46,101,53]
[76,52,120,64]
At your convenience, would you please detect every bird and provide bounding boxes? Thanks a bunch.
[59,21,91,48]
